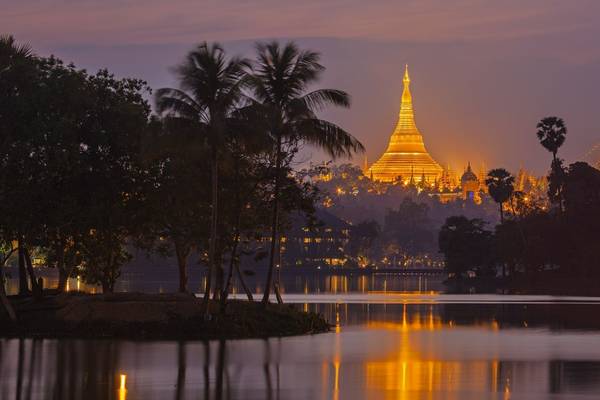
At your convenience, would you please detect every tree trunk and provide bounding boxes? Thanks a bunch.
[203,146,219,314]
[102,252,115,294]
[235,262,254,301]
[174,240,189,293]
[0,250,18,321]
[262,137,282,304]
[56,238,68,293]
[0,267,17,321]
[17,243,28,295]
[57,268,69,293]
[554,152,565,214]
[213,251,223,301]
[24,247,41,298]
[220,232,240,312]
[499,203,504,224]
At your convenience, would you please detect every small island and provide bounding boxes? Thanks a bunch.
[0,293,329,340]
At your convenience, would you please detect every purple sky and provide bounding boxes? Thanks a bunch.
[3,0,600,174]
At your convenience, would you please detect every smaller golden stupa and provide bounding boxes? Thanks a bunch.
[368,65,442,183]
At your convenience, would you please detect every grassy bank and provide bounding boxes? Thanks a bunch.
[0,293,330,340]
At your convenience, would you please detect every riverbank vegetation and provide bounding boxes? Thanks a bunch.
[0,35,363,327]
[439,117,600,294]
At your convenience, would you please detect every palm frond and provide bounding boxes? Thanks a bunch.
[297,89,350,112]
[155,88,203,120]
[292,119,364,159]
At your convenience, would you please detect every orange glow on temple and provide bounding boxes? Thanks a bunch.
[368,65,443,183]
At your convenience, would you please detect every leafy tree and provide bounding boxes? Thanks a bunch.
[485,168,515,223]
[77,230,132,293]
[383,198,435,259]
[439,216,493,276]
[137,117,211,293]
[348,220,380,267]
[248,41,364,304]
[561,162,600,274]
[155,43,250,309]
[0,35,41,294]
[72,69,149,293]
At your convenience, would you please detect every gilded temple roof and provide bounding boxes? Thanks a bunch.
[368,65,443,183]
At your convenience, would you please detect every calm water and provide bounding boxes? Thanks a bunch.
[3,272,600,399]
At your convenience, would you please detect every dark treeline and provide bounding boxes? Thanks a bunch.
[439,117,600,289]
[0,35,364,317]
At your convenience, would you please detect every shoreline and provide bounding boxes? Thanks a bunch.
[445,272,600,297]
[0,293,330,340]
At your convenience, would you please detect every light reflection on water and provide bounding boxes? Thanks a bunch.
[3,302,600,399]
[3,267,444,295]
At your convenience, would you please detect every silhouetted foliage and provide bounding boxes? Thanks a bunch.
[438,216,493,276]
[536,117,567,162]
[347,220,380,266]
[383,198,435,258]
[247,41,364,304]
[485,168,515,223]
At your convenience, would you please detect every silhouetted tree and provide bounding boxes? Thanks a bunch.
[155,43,250,307]
[486,169,515,223]
[439,216,493,276]
[0,35,38,295]
[536,116,567,163]
[248,41,364,304]
[136,117,212,293]
[383,198,435,259]
[537,117,567,212]
[348,220,380,266]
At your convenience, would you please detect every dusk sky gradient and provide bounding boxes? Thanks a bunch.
[3,0,600,174]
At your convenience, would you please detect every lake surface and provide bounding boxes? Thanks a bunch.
[3,272,600,399]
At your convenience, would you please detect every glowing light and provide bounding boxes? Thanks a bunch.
[119,374,127,400]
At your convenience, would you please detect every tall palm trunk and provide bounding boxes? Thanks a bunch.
[203,145,218,313]
[552,151,565,214]
[499,202,504,224]
[221,154,248,307]
[220,232,240,312]
[262,136,282,304]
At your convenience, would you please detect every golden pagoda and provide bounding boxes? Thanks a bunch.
[368,65,443,183]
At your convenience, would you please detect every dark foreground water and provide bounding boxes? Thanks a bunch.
[3,293,600,399]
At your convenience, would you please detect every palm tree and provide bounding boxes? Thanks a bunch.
[0,35,33,76]
[536,117,567,212]
[536,116,567,163]
[0,35,37,296]
[155,43,250,308]
[248,41,364,304]
[486,168,515,223]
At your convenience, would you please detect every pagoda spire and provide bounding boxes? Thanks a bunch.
[367,65,443,183]
[402,64,411,104]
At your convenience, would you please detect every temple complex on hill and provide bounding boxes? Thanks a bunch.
[367,65,443,183]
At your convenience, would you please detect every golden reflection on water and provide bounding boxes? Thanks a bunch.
[118,374,127,400]
[357,304,507,399]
